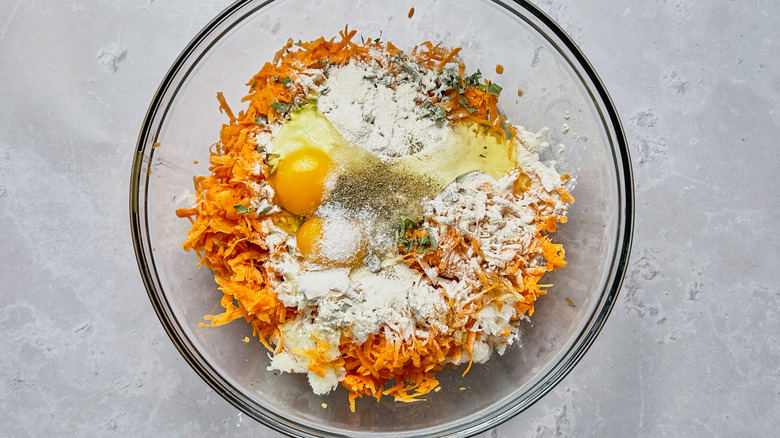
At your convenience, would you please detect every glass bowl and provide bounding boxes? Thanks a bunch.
[130,0,633,436]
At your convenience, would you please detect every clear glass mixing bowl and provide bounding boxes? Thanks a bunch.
[130,1,633,436]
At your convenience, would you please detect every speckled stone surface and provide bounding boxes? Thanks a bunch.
[1,0,778,436]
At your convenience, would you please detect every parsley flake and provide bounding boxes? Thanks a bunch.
[487,82,503,95]
[281,76,292,87]
[427,227,438,251]
[270,101,291,115]
[437,68,465,94]
[464,69,483,87]
[417,100,446,122]
[256,205,273,216]
[233,204,254,214]
[433,106,446,122]
[265,152,280,162]
[396,216,419,241]
[401,62,422,80]
[395,216,436,254]
[265,152,281,173]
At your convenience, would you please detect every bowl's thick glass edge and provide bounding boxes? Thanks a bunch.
[129,0,635,436]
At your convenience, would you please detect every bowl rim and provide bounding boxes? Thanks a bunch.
[129,0,634,436]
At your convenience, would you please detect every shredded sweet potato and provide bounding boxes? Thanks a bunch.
[175,29,572,411]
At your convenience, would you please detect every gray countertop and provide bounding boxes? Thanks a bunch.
[1,0,778,436]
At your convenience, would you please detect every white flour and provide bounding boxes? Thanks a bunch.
[317,61,448,159]
[275,259,447,346]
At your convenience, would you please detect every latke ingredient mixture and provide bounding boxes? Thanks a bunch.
[175,28,573,411]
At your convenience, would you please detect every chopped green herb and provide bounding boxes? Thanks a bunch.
[281,76,292,87]
[417,100,446,122]
[391,52,407,64]
[395,216,435,254]
[416,233,434,253]
[464,69,483,87]
[459,95,468,107]
[270,101,291,114]
[265,152,281,174]
[427,227,438,251]
[265,152,280,162]
[374,37,381,43]
[401,62,422,80]
[256,205,273,216]
[487,82,503,95]
[255,115,267,126]
[396,216,419,238]
[479,153,487,158]
[433,106,446,122]
[234,204,254,214]
[251,80,257,88]
[256,144,265,153]
[438,68,465,94]
[467,106,477,114]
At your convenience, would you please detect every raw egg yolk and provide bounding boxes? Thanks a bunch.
[296,217,325,262]
[272,147,332,216]
[296,216,365,267]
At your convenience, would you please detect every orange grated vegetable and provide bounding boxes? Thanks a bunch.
[175,29,573,411]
